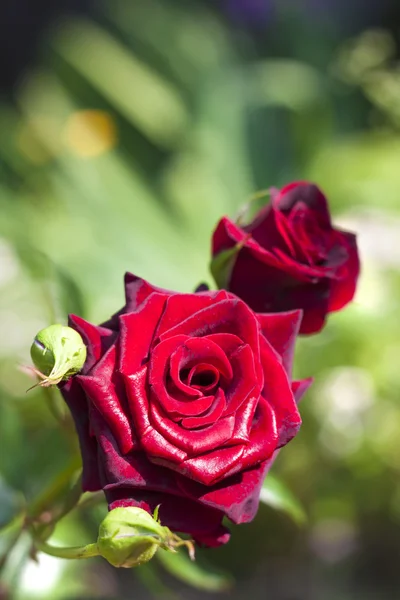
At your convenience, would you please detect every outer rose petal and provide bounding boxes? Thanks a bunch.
[256,310,302,376]
[292,378,313,404]
[118,293,168,375]
[78,345,135,454]
[259,336,301,447]
[274,181,332,228]
[102,273,172,328]
[60,378,101,491]
[68,314,116,374]
[328,232,360,312]
[212,215,247,255]
[154,290,231,339]
[176,455,277,524]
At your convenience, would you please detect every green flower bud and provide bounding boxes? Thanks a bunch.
[97,507,169,568]
[30,324,86,387]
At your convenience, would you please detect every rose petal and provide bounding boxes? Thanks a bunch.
[256,310,302,376]
[60,378,101,492]
[181,444,245,485]
[223,344,258,415]
[274,181,332,228]
[212,216,248,255]
[68,314,116,374]
[150,336,224,417]
[155,291,231,340]
[119,293,168,375]
[158,298,263,383]
[259,336,301,446]
[239,397,279,469]
[93,415,180,492]
[148,399,235,457]
[292,378,313,404]
[78,344,135,454]
[176,456,276,524]
[328,232,360,312]
[181,388,226,429]
[122,365,151,438]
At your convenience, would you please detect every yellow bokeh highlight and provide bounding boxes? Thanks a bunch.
[64,109,117,158]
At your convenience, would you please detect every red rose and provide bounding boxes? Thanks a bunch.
[61,273,311,546]
[212,181,360,334]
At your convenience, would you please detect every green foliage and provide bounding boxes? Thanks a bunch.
[0,1,399,597]
[157,549,233,591]
[260,474,307,526]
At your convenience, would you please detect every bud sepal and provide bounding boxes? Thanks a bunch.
[29,324,87,387]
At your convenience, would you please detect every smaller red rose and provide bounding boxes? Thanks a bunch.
[61,274,311,547]
[212,181,360,334]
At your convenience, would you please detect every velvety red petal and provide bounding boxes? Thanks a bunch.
[259,336,301,447]
[142,427,188,465]
[328,232,360,312]
[274,181,332,228]
[212,216,247,255]
[239,397,279,470]
[122,365,151,438]
[181,444,245,485]
[181,388,226,429]
[230,390,259,444]
[256,310,302,376]
[148,399,235,456]
[223,344,258,415]
[60,378,101,492]
[78,344,135,455]
[158,298,263,383]
[155,291,231,340]
[119,293,168,375]
[149,335,230,418]
[124,272,171,312]
[93,415,179,492]
[206,332,244,356]
[244,204,298,260]
[277,211,311,265]
[292,378,313,404]
[176,456,276,524]
[68,314,116,374]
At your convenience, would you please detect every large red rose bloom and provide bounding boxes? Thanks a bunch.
[61,273,310,546]
[212,181,360,334]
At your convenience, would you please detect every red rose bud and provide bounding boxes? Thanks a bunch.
[211,181,360,334]
[30,324,87,386]
[60,273,311,547]
[97,507,191,568]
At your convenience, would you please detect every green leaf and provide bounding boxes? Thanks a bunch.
[157,549,233,592]
[210,235,250,290]
[260,474,306,525]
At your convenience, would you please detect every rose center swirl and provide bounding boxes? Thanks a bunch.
[148,335,235,429]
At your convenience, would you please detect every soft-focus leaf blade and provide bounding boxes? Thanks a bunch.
[260,474,306,525]
[157,549,233,591]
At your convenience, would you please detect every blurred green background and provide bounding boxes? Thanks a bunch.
[1,0,400,598]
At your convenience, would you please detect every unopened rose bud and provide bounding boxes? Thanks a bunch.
[97,507,169,568]
[30,324,86,387]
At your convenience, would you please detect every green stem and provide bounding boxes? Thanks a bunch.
[34,539,99,560]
